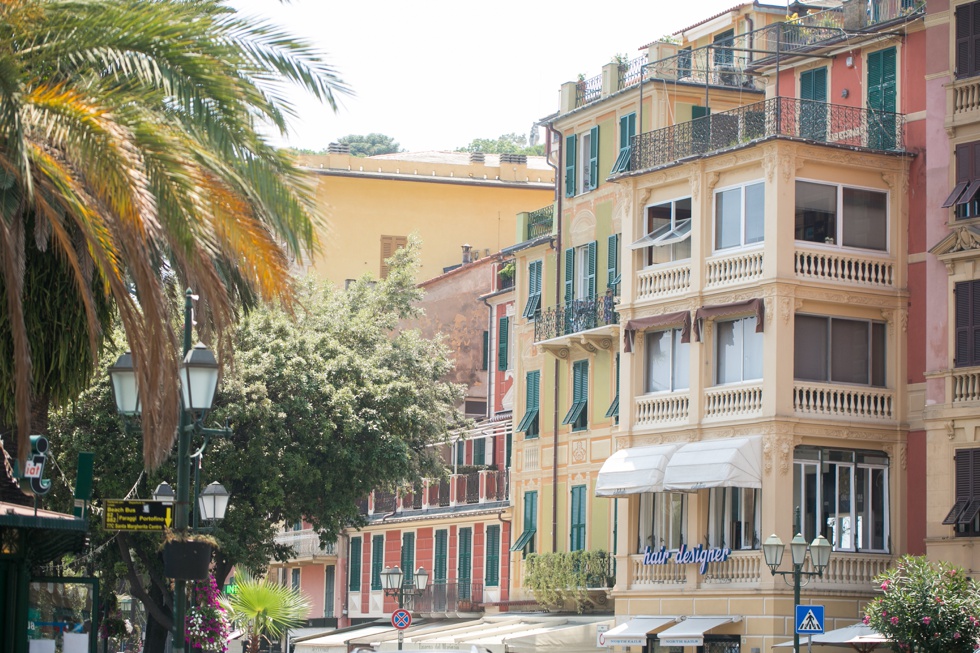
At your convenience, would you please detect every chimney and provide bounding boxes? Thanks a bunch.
[469,152,485,164]
[461,243,472,265]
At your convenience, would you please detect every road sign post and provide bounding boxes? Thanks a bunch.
[103,499,173,531]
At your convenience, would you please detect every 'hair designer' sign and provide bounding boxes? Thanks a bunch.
[642,544,732,574]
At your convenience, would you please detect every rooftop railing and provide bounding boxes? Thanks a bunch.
[526,204,554,241]
[630,96,905,172]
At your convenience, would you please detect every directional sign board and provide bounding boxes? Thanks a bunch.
[392,609,412,630]
[104,499,172,532]
[796,605,825,635]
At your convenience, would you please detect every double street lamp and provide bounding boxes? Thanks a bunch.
[108,289,231,653]
[381,565,428,650]
[762,532,833,653]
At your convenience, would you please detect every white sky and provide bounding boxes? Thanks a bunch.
[230,0,764,153]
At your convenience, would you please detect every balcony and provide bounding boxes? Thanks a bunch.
[362,468,510,519]
[630,97,905,173]
[526,204,554,241]
[794,246,895,288]
[634,392,690,430]
[274,529,337,560]
[793,382,895,421]
[414,580,484,615]
[636,262,691,302]
[534,296,619,342]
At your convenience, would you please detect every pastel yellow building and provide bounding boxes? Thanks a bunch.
[297,150,554,285]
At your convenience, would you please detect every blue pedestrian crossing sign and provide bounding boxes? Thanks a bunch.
[796,605,825,634]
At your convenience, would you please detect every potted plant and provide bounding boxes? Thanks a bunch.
[498,261,515,288]
[162,531,218,580]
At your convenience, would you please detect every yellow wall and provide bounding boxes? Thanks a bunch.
[301,157,553,285]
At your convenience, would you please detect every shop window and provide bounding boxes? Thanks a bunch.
[645,328,690,393]
[795,181,887,251]
[638,492,687,552]
[708,487,761,550]
[793,447,890,552]
[794,315,886,386]
[943,448,980,536]
[715,182,765,250]
[715,316,763,384]
[631,198,693,266]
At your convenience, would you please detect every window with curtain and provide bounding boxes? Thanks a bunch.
[793,447,890,552]
[638,492,687,552]
[707,488,761,550]
[715,316,763,384]
[645,328,690,393]
[795,181,887,250]
[795,315,886,386]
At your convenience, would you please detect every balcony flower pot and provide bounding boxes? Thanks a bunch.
[162,534,216,580]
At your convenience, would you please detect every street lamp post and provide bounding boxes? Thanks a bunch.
[762,532,832,653]
[381,565,429,650]
[109,289,230,653]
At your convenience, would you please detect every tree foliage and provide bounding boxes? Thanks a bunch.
[456,133,544,156]
[336,133,402,156]
[0,0,348,467]
[864,555,980,653]
[48,244,465,652]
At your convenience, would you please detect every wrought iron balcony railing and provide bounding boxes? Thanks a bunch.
[413,581,484,614]
[534,296,619,342]
[630,96,904,173]
[526,204,554,241]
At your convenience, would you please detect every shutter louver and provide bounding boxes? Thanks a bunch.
[371,535,384,590]
[607,234,619,290]
[956,282,972,367]
[589,126,599,190]
[973,6,980,78]
[957,4,972,77]
[973,282,980,366]
[565,134,577,197]
[587,241,597,298]
[485,525,500,586]
[401,533,415,584]
[564,248,575,303]
[349,537,362,591]
[434,530,448,582]
[498,316,509,371]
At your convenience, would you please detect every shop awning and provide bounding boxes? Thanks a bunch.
[294,625,392,652]
[595,444,679,497]
[663,436,763,491]
[602,616,679,646]
[656,617,739,647]
[774,623,887,650]
[508,618,615,653]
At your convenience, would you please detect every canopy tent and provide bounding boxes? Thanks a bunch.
[601,616,679,647]
[595,444,679,497]
[662,436,763,491]
[294,625,393,653]
[774,624,889,652]
[655,617,739,648]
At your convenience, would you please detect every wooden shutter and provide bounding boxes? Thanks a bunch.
[607,234,619,289]
[473,437,486,465]
[589,126,599,190]
[692,105,711,119]
[523,261,542,319]
[565,134,577,197]
[434,530,448,582]
[957,3,972,77]
[380,235,407,279]
[349,536,362,591]
[619,113,635,150]
[458,527,472,581]
[564,247,575,303]
[955,281,980,367]
[867,49,896,112]
[371,534,384,590]
[570,485,586,551]
[485,525,500,586]
[481,331,489,370]
[587,241,597,298]
[401,532,415,581]
[497,316,509,371]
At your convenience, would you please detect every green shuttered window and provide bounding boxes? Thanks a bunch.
[517,370,540,438]
[349,536,362,591]
[607,234,620,294]
[434,529,448,582]
[370,534,384,590]
[523,260,543,319]
[867,47,897,150]
[565,134,577,197]
[570,485,587,551]
[511,491,538,553]
[497,316,509,371]
[587,126,599,191]
[562,360,589,430]
[401,532,415,585]
[485,524,500,587]
[611,113,635,174]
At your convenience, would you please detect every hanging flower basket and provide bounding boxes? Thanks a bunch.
[163,540,213,580]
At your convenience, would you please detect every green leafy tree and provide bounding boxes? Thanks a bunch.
[227,572,310,653]
[864,555,980,653]
[456,132,544,156]
[48,244,465,653]
[337,133,402,156]
[0,0,348,467]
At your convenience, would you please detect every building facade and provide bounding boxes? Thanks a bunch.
[509,2,926,652]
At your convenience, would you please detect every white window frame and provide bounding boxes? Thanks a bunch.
[638,492,687,552]
[578,129,593,195]
[644,328,690,393]
[708,487,761,550]
[793,449,890,554]
[794,179,890,253]
[713,180,765,251]
[631,197,693,267]
[714,315,763,385]
[574,245,590,299]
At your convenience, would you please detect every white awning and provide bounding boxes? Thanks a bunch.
[774,623,887,648]
[629,219,692,250]
[602,617,679,647]
[595,444,680,497]
[656,617,739,647]
[663,436,763,491]
[294,625,393,652]
[508,619,615,653]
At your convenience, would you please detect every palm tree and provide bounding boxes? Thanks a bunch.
[227,571,311,653]
[0,0,348,467]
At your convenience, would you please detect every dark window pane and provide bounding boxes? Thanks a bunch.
[872,322,886,387]
[796,181,837,244]
[831,319,870,384]
[715,188,742,250]
[842,188,887,250]
[795,315,828,381]
[745,183,765,244]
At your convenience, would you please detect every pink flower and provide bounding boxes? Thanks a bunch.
[922,617,932,625]
[863,616,870,625]
[891,617,899,625]
[883,611,888,617]
[954,633,962,639]
[881,581,890,590]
